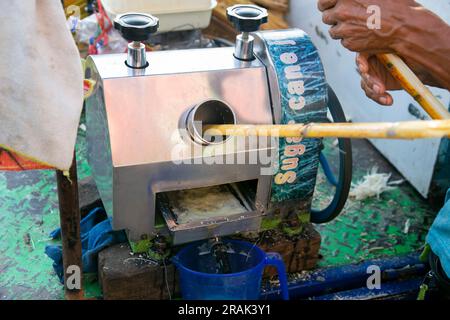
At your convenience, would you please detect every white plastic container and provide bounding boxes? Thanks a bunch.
[101,0,217,33]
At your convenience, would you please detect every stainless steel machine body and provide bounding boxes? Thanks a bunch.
[86,47,276,243]
[86,9,329,246]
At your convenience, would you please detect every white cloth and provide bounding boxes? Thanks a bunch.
[0,0,83,170]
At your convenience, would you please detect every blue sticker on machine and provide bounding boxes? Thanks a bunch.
[262,30,328,204]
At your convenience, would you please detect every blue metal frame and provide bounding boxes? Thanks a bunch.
[313,278,422,300]
[319,152,338,187]
[262,252,426,300]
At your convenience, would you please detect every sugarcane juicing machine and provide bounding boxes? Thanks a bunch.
[85,5,352,252]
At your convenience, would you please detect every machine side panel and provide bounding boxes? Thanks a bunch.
[86,81,114,216]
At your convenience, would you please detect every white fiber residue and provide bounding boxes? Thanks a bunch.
[349,167,404,201]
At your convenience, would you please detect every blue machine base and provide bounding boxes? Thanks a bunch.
[262,252,426,300]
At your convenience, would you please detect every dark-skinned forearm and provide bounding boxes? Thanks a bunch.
[391,6,450,90]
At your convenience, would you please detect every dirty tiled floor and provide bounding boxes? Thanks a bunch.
[0,131,438,299]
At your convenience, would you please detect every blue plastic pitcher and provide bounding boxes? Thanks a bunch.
[172,239,289,300]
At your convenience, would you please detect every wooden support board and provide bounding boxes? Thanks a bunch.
[56,152,83,300]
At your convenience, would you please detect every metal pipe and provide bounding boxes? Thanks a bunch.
[126,41,147,69]
[262,252,426,300]
[312,278,422,300]
[234,33,255,61]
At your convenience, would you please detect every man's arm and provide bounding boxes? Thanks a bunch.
[318,0,450,104]
[392,5,450,90]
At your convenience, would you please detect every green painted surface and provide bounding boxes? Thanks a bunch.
[312,138,436,267]
[0,129,438,299]
[0,169,63,299]
[315,182,434,267]
[0,122,101,300]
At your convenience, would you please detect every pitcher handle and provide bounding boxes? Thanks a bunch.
[264,252,289,300]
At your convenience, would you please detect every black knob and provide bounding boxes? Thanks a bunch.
[226,4,268,33]
[114,13,159,42]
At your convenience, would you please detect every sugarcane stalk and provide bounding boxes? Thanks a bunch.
[203,119,450,139]
[377,53,450,120]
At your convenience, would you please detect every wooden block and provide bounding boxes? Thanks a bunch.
[289,224,322,271]
[246,224,321,277]
[98,243,179,300]
[203,16,238,42]
[253,0,289,13]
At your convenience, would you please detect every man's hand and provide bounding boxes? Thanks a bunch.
[317,0,419,53]
[318,0,450,104]
[356,53,398,106]
[357,53,436,106]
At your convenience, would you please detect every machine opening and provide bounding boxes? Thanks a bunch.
[186,99,236,145]
[156,180,257,226]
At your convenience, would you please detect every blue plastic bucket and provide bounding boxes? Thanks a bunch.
[172,239,289,300]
